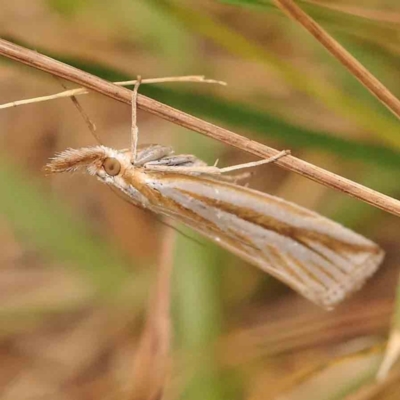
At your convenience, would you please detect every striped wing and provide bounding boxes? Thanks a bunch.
[149,174,384,308]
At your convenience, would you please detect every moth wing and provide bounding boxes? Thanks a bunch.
[150,175,384,308]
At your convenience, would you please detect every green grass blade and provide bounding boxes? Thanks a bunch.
[173,229,226,400]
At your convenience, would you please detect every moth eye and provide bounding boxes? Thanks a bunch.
[103,157,121,176]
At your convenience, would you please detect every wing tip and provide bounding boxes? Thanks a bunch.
[313,248,385,310]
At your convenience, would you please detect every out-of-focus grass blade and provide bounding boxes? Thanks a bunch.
[1,38,399,171]
[377,279,400,381]
[351,367,400,400]
[155,0,400,148]
[47,0,84,16]
[275,346,383,400]
[301,1,400,47]
[173,228,226,400]
[0,155,132,298]
[129,229,175,400]
[219,0,274,8]
[221,0,400,56]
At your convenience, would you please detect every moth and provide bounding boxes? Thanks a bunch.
[45,80,384,309]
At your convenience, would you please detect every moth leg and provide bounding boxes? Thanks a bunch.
[144,164,220,174]
[218,150,290,173]
[220,171,252,184]
[144,150,289,175]
[130,76,142,165]
[145,154,207,167]
[211,159,251,183]
[135,144,175,166]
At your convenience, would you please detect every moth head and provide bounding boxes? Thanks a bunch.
[44,146,129,181]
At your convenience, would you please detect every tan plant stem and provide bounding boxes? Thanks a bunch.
[128,228,176,400]
[0,38,399,217]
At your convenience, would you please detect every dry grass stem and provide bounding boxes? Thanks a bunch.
[0,75,226,110]
[128,228,176,400]
[344,365,400,400]
[0,38,399,217]
[274,0,400,121]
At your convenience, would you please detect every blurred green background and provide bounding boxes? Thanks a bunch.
[0,1,399,399]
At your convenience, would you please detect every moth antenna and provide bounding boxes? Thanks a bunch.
[131,75,142,164]
[56,78,102,144]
